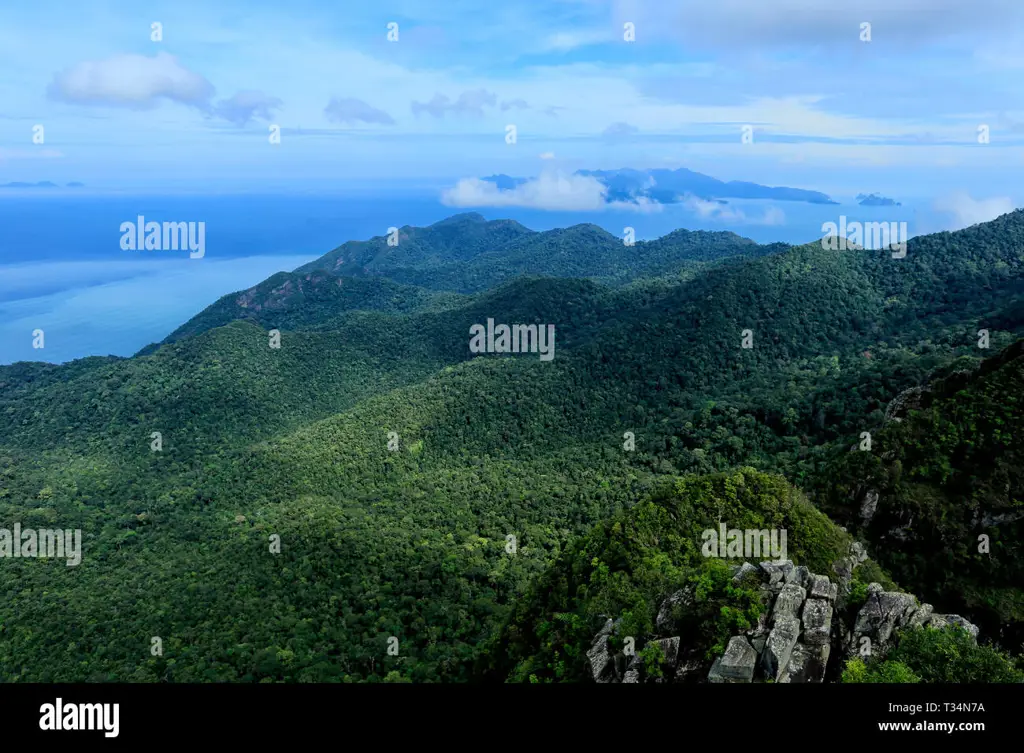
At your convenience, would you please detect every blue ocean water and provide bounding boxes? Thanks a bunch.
[0,191,933,365]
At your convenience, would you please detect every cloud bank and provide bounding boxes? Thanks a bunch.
[933,192,1015,230]
[441,171,662,212]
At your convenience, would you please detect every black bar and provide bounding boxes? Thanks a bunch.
[0,683,1014,744]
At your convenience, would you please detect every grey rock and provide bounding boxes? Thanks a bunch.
[772,583,807,623]
[762,616,801,680]
[707,658,727,683]
[652,637,680,668]
[785,565,810,589]
[852,587,918,646]
[801,597,833,646]
[832,558,853,588]
[622,669,640,684]
[928,614,979,641]
[885,385,930,424]
[849,541,868,568]
[778,643,807,684]
[808,574,838,602]
[907,603,934,629]
[780,642,830,683]
[979,510,1024,528]
[596,618,614,639]
[751,635,767,654]
[761,561,782,586]
[860,489,880,524]
[655,588,692,633]
[708,636,758,683]
[587,635,614,682]
[732,561,760,584]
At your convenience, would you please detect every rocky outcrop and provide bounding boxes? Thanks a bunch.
[859,489,879,525]
[831,540,868,604]
[842,582,978,661]
[586,540,982,684]
[884,385,930,424]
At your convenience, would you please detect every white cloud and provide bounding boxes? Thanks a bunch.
[440,171,661,212]
[681,195,786,225]
[933,192,1015,230]
[47,52,214,109]
[539,151,556,159]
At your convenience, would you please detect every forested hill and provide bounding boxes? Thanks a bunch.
[155,214,785,348]
[291,212,788,292]
[1,209,1024,682]
[812,339,1024,646]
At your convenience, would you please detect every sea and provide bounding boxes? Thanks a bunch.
[0,190,937,365]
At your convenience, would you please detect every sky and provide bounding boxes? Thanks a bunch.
[2,0,1024,205]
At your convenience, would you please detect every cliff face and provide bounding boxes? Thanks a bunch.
[586,542,979,684]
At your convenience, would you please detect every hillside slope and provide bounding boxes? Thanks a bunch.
[3,210,1024,681]
[812,340,1024,646]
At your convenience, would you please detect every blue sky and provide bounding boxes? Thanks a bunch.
[2,0,1024,205]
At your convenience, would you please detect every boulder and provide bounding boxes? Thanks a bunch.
[907,603,934,629]
[785,565,810,589]
[852,586,918,646]
[762,616,801,680]
[651,637,680,669]
[732,561,760,584]
[708,636,758,683]
[927,614,979,641]
[772,583,807,623]
[779,643,830,683]
[808,574,838,602]
[801,597,833,646]
[587,635,614,682]
[759,560,794,585]
[850,541,868,565]
[860,489,880,524]
[655,588,692,633]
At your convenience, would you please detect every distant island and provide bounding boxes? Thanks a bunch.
[480,167,839,206]
[0,181,84,189]
[857,192,901,206]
